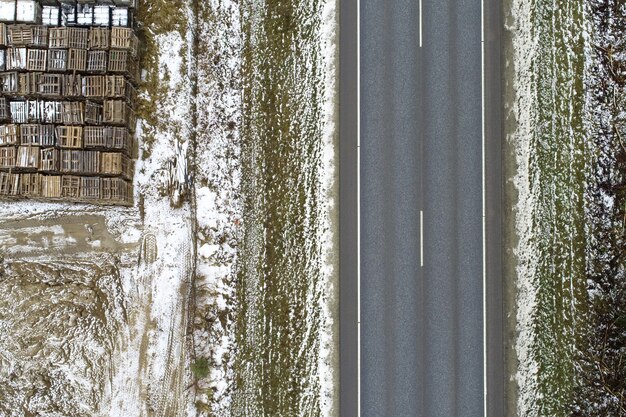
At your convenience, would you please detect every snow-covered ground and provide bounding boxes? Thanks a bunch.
[189,0,242,413]
[506,0,540,414]
[0,2,199,415]
[0,0,338,415]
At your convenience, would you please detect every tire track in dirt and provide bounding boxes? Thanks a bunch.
[152,230,193,417]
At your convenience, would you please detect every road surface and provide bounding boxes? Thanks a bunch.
[356,0,503,416]
[339,0,359,414]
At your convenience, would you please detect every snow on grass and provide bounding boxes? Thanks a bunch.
[506,0,544,414]
[187,0,243,414]
[316,0,339,415]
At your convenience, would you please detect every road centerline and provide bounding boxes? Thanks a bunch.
[419,0,423,47]
[420,210,424,267]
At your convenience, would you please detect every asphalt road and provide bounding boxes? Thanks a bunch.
[339,0,358,414]
[356,0,503,416]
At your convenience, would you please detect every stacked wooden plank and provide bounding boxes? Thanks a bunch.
[0,172,130,201]
[0,0,138,204]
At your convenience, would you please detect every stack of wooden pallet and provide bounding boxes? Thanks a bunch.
[0,0,138,205]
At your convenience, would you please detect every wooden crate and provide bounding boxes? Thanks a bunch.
[61,101,83,125]
[17,71,39,95]
[31,25,47,46]
[8,24,32,46]
[56,125,82,148]
[76,3,93,26]
[101,176,129,201]
[86,50,106,73]
[8,24,47,47]
[39,123,55,146]
[42,100,62,123]
[10,100,27,123]
[15,0,42,24]
[68,27,88,49]
[113,0,136,7]
[42,5,60,26]
[48,26,66,48]
[49,27,88,49]
[105,75,121,98]
[89,27,109,49]
[83,75,104,98]
[18,123,54,146]
[67,48,86,72]
[39,2,58,10]
[85,101,102,124]
[19,100,60,124]
[16,145,39,169]
[83,126,106,148]
[0,22,6,46]
[0,1,16,24]
[84,126,131,154]
[26,48,46,71]
[60,3,76,27]
[101,151,121,174]
[0,146,16,168]
[82,150,99,173]
[111,7,131,27]
[64,74,82,97]
[38,73,63,96]
[40,174,61,197]
[6,47,27,70]
[104,75,135,103]
[80,175,99,198]
[60,149,80,172]
[61,174,80,197]
[103,100,135,129]
[111,126,131,153]
[19,172,39,196]
[101,151,131,178]
[19,123,42,145]
[108,49,131,73]
[0,172,19,195]
[0,71,18,94]
[27,100,45,123]
[110,27,137,56]
[0,97,9,120]
[39,147,57,171]
[47,48,67,71]
[0,124,19,145]
[93,5,110,27]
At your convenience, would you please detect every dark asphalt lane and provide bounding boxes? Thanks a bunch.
[359,0,503,415]
[339,0,358,414]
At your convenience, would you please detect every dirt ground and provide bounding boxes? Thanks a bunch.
[0,194,195,417]
[0,0,199,413]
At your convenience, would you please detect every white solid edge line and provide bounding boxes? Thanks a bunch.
[419,0,423,47]
[357,0,361,414]
[481,0,488,415]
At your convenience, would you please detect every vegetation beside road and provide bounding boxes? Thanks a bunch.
[572,2,626,414]
[511,1,626,415]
